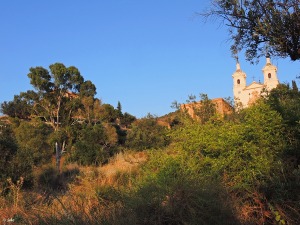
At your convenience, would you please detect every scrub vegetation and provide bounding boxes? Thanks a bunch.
[1,78,300,224]
[1,1,300,221]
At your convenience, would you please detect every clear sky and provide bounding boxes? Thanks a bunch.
[0,1,299,118]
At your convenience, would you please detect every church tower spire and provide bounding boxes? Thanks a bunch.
[232,57,247,106]
[262,54,279,90]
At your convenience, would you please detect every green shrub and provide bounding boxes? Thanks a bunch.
[69,124,118,166]
[121,150,238,225]
[13,120,53,166]
[126,114,170,151]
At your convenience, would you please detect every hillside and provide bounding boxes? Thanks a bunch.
[1,83,300,224]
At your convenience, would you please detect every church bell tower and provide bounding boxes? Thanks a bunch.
[262,54,279,90]
[232,59,247,105]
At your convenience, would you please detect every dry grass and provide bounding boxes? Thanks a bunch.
[101,152,147,177]
[0,151,148,224]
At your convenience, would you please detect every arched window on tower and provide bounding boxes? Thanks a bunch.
[268,73,272,78]
[237,79,240,84]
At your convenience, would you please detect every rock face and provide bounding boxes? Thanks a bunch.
[180,98,233,120]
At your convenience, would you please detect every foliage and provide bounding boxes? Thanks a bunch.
[1,92,300,224]
[120,112,136,127]
[265,83,300,155]
[183,93,217,124]
[79,80,97,97]
[126,114,170,151]
[0,124,33,186]
[1,63,99,132]
[0,125,18,181]
[223,102,284,188]
[13,119,53,166]
[80,96,95,123]
[116,101,123,118]
[168,101,295,224]
[114,148,237,225]
[203,0,300,62]
[173,101,285,189]
[0,93,33,119]
[0,63,136,186]
[27,63,84,130]
[2,60,300,224]
[99,103,119,123]
[69,123,118,165]
[263,83,300,222]
[74,97,106,125]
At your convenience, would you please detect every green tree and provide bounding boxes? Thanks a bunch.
[203,0,300,61]
[79,80,97,98]
[116,101,122,118]
[126,114,170,151]
[121,112,136,127]
[292,80,298,92]
[27,63,86,130]
[24,63,97,164]
[81,96,95,124]
[265,83,300,157]
[0,92,37,119]
[195,93,217,124]
[70,123,118,165]
[264,83,300,224]
[98,104,118,123]
[76,80,97,124]
[13,119,53,166]
[0,124,18,181]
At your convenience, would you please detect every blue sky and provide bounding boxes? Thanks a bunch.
[0,1,299,118]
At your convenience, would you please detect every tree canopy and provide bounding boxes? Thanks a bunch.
[126,114,170,150]
[204,0,300,62]
[1,63,98,131]
[27,63,91,130]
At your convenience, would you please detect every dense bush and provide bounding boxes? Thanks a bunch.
[121,150,238,225]
[1,84,300,224]
[126,114,170,151]
[168,100,300,224]
[266,83,300,157]
[69,123,118,165]
[13,119,53,166]
[0,123,34,186]
[0,125,18,181]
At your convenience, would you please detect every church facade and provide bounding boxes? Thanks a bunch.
[232,54,279,108]
[180,55,279,120]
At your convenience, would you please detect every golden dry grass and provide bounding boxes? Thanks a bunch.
[0,151,148,224]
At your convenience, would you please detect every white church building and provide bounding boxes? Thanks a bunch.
[232,54,279,108]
